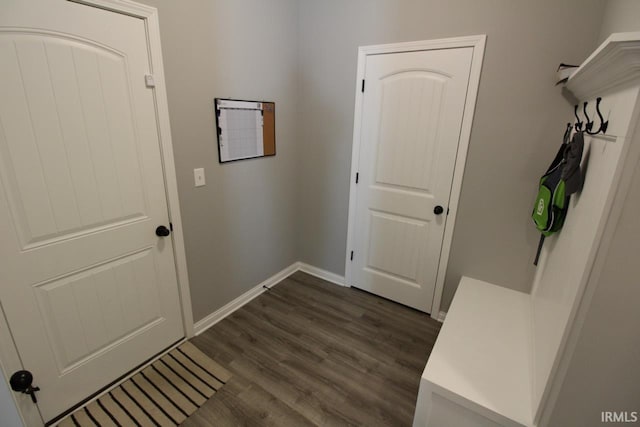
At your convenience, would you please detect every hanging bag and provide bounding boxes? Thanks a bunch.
[532,127,584,265]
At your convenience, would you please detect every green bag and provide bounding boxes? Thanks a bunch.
[532,155,568,237]
[532,127,584,264]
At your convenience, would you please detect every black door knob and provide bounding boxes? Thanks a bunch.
[10,370,33,392]
[10,370,40,403]
[433,205,444,215]
[155,225,171,237]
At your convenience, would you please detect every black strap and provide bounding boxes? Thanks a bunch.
[543,126,572,177]
[534,234,545,266]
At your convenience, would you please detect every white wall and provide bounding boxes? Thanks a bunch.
[139,0,300,322]
[545,136,640,427]
[540,5,640,424]
[530,126,627,414]
[296,0,605,311]
[598,0,640,43]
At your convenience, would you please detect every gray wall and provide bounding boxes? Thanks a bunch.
[140,0,300,322]
[0,374,22,427]
[136,0,609,321]
[546,151,640,427]
[598,0,640,43]
[296,0,605,311]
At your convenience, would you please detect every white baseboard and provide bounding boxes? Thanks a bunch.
[193,259,440,335]
[193,262,349,336]
[193,262,299,335]
[297,262,348,287]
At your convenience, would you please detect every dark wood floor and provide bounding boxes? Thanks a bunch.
[183,271,441,427]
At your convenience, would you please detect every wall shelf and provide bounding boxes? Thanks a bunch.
[567,32,640,100]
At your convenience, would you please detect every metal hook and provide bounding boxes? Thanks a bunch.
[586,97,609,135]
[574,104,583,131]
[583,102,593,132]
[596,97,609,134]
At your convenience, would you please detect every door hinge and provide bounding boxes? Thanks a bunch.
[355,172,359,184]
[350,251,354,261]
[361,80,365,92]
[169,222,174,231]
[144,74,156,88]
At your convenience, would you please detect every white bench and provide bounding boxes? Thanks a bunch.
[413,277,533,427]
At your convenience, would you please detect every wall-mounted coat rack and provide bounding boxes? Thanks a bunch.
[573,97,609,135]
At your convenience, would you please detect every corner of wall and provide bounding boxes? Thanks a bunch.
[597,0,640,45]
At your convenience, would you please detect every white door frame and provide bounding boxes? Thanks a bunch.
[0,1,193,425]
[345,35,486,320]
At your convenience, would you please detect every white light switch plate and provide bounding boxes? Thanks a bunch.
[194,168,206,187]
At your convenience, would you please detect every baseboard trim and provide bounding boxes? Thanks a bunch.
[297,262,348,287]
[193,262,299,335]
[193,262,349,336]
[193,260,439,335]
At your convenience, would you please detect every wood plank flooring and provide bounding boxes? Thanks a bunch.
[183,271,441,426]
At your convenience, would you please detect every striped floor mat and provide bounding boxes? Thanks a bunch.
[57,341,231,426]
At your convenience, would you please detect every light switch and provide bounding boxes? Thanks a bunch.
[194,168,206,187]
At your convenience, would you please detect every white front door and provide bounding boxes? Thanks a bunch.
[351,47,473,312]
[0,1,184,421]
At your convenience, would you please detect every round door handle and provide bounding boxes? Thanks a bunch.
[10,370,40,403]
[10,370,33,393]
[155,225,171,237]
[433,205,444,215]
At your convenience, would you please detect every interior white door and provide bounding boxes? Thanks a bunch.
[352,48,473,312]
[0,0,184,421]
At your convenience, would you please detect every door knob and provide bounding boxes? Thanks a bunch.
[433,205,444,215]
[155,225,171,237]
[10,370,40,403]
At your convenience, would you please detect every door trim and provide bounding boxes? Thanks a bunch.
[0,1,193,425]
[344,35,486,320]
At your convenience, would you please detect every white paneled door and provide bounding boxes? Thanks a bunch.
[352,48,473,312]
[0,0,183,421]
